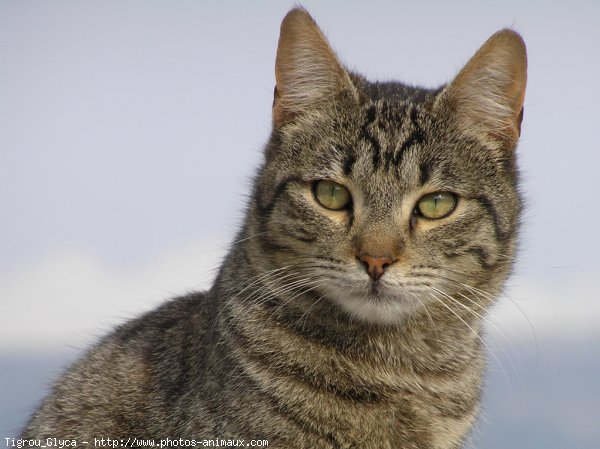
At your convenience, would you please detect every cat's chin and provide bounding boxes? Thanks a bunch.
[324,285,423,325]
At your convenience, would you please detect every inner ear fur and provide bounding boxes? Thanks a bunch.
[273,7,359,127]
[439,29,527,150]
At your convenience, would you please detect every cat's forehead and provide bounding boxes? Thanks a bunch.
[275,84,486,201]
[321,98,442,181]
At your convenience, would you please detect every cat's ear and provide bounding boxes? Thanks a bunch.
[273,7,359,127]
[439,29,527,150]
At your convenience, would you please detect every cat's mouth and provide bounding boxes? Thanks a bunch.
[323,278,423,324]
[367,280,384,297]
[363,281,407,304]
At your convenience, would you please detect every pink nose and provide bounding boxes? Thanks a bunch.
[359,255,394,281]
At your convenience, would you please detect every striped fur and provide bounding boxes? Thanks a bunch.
[22,7,527,449]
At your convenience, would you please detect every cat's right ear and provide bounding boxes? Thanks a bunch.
[273,8,359,128]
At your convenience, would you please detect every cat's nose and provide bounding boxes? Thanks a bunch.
[359,254,394,281]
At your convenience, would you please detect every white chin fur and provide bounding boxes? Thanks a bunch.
[325,286,422,325]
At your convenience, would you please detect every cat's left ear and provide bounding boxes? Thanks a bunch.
[273,8,359,128]
[437,29,527,150]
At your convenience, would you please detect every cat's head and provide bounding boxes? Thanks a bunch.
[248,8,526,325]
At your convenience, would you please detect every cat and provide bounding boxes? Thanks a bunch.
[21,7,527,449]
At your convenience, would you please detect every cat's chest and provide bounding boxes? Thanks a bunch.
[220,288,483,448]
[269,388,474,449]
[230,342,479,449]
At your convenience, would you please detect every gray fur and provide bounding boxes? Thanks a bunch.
[22,8,526,449]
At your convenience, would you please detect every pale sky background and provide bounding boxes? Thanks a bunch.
[1,1,599,447]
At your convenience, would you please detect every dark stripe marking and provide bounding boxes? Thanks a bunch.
[234,332,382,404]
[256,176,303,217]
[289,231,316,243]
[222,313,380,406]
[258,234,295,254]
[365,105,377,123]
[393,107,425,167]
[474,195,512,242]
[363,130,382,170]
[419,160,433,185]
[266,397,339,446]
[466,246,495,271]
[360,105,383,170]
[342,151,356,176]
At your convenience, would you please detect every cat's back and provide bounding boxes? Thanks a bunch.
[22,291,216,438]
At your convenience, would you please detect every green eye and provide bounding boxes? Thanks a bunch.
[313,180,351,210]
[417,192,457,219]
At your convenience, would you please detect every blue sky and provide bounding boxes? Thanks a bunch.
[1,1,599,447]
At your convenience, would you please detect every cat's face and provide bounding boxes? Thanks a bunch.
[248,9,526,325]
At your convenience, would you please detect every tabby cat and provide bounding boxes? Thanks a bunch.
[22,7,527,449]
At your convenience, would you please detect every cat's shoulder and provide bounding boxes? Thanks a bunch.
[22,291,214,436]
[61,289,214,386]
[110,290,213,347]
